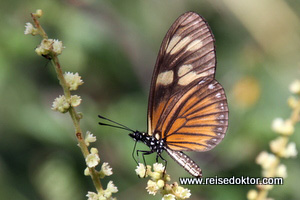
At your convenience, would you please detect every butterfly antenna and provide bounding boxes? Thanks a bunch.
[98,115,135,132]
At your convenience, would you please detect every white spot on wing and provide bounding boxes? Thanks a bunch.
[178,64,193,77]
[178,70,210,86]
[186,39,203,51]
[157,70,174,86]
[199,71,209,77]
[219,114,225,119]
[167,36,191,55]
[166,36,181,54]
[199,80,206,85]
[178,71,197,85]
[208,84,215,89]
[208,68,215,74]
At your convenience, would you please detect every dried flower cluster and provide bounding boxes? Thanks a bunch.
[86,181,118,200]
[247,80,299,200]
[136,163,191,200]
[83,135,117,199]
[51,72,83,113]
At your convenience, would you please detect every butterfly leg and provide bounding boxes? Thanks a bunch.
[157,153,168,178]
[136,150,154,177]
[131,140,139,165]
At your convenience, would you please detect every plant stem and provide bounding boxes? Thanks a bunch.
[31,13,103,192]
[30,10,104,193]
[51,56,71,99]
[51,55,103,191]
[290,99,300,124]
[31,13,48,39]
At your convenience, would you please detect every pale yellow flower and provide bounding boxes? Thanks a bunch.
[284,142,298,158]
[90,147,98,154]
[64,72,84,91]
[86,148,100,168]
[162,194,176,200]
[269,137,287,156]
[70,95,82,107]
[101,162,113,176]
[35,39,64,56]
[153,163,165,173]
[84,167,90,176]
[52,95,70,113]
[256,151,278,169]
[35,9,43,18]
[256,151,269,165]
[135,163,147,177]
[146,179,159,195]
[86,191,98,200]
[102,181,118,198]
[52,39,64,55]
[24,22,37,35]
[35,39,53,56]
[247,189,258,200]
[289,80,300,94]
[287,96,298,109]
[107,181,118,193]
[175,186,191,199]
[276,164,287,178]
[156,180,165,189]
[85,131,96,146]
[271,118,294,135]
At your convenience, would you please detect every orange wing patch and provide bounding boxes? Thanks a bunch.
[160,85,199,138]
[150,99,166,136]
[164,79,228,152]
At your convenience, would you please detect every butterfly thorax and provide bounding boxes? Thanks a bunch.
[129,131,165,154]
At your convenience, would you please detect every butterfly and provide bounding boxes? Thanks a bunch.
[99,11,228,177]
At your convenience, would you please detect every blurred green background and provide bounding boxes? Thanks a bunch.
[1,0,299,199]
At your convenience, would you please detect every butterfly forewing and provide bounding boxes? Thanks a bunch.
[147,12,228,153]
[148,12,217,136]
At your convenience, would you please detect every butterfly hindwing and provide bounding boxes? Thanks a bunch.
[163,79,228,151]
[147,12,228,152]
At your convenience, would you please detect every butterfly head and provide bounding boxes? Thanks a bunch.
[128,131,145,141]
